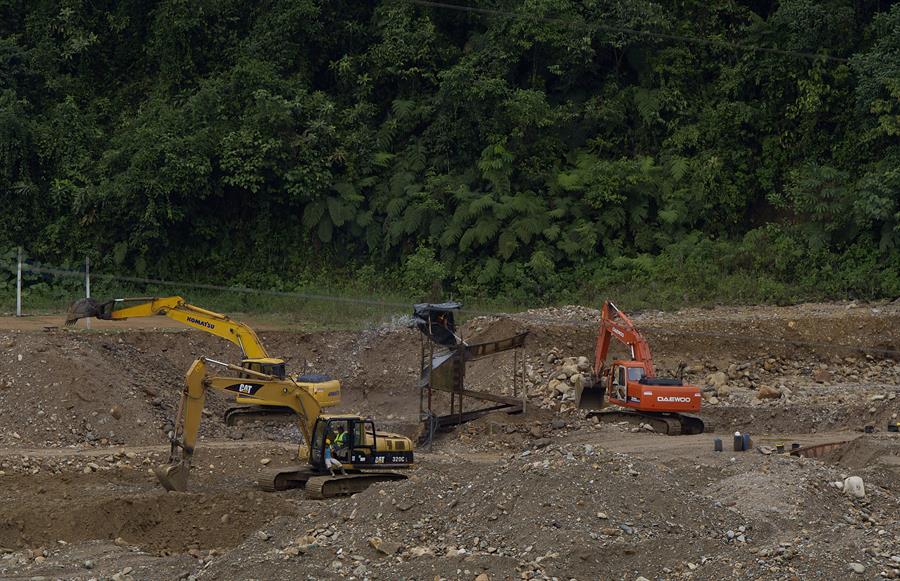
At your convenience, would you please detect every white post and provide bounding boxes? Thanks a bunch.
[16,247,22,317]
[85,256,91,329]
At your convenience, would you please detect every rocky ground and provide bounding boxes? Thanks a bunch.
[0,300,897,580]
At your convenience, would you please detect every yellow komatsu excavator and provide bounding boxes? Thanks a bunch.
[155,357,412,498]
[65,297,340,417]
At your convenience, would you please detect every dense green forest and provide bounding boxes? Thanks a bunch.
[1,0,898,306]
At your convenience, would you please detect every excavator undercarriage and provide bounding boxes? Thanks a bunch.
[587,408,707,435]
[257,465,408,498]
[577,381,707,434]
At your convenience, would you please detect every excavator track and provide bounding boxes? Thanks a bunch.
[257,464,312,492]
[677,413,710,435]
[257,465,407,497]
[304,472,408,499]
[588,409,707,435]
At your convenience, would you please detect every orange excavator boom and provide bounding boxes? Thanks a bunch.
[593,301,655,379]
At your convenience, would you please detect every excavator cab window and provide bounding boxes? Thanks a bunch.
[353,422,365,446]
[310,419,328,466]
[241,361,286,379]
[260,362,286,378]
[627,367,644,381]
[321,419,349,461]
[350,420,376,464]
[613,366,626,400]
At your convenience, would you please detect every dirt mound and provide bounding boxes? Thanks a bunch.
[0,326,428,448]
[823,433,900,484]
[0,473,294,554]
[198,443,745,580]
[702,401,890,434]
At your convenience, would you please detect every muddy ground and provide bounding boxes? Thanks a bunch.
[0,300,898,580]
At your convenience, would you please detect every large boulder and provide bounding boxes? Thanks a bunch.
[572,373,584,391]
[553,381,573,397]
[706,371,728,389]
[369,537,403,556]
[842,476,865,498]
[560,364,580,378]
[756,386,782,400]
[576,356,591,372]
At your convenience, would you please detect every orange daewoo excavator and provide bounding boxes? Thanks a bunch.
[575,301,706,435]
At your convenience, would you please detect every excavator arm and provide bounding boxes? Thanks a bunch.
[66,295,342,409]
[155,357,321,492]
[593,301,655,378]
[65,296,270,359]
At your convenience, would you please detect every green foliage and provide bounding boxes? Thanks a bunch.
[402,245,446,298]
[0,0,898,308]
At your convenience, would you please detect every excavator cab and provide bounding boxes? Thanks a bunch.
[241,358,286,379]
[308,416,414,471]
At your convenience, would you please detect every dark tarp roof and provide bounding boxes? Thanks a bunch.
[413,302,462,346]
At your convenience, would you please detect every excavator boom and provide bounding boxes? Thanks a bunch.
[66,296,269,359]
[593,301,655,378]
[64,296,341,409]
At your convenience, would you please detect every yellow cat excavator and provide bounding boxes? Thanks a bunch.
[155,357,412,497]
[64,296,340,418]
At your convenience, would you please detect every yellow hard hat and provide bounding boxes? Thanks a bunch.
[326,438,331,444]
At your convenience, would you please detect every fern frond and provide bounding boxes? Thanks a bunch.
[467,195,495,217]
[477,258,501,284]
[392,99,416,119]
[326,196,346,226]
[473,215,499,244]
[497,230,518,259]
[302,201,326,229]
[385,196,407,218]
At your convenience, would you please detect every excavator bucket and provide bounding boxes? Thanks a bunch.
[154,462,190,492]
[575,381,607,411]
[64,298,103,326]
